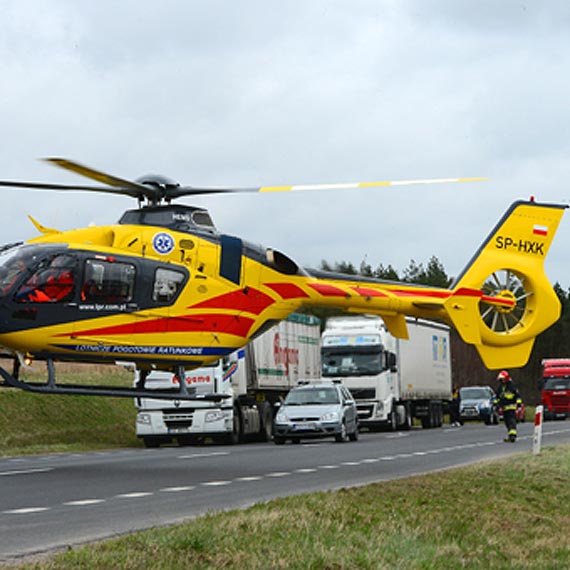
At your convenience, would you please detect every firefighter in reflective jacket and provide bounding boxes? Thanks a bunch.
[494,370,522,442]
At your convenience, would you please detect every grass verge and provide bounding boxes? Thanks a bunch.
[4,444,570,569]
[0,364,139,455]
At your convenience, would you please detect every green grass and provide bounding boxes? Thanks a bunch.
[0,364,140,455]
[4,444,570,569]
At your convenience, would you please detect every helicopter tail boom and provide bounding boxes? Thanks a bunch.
[297,200,566,369]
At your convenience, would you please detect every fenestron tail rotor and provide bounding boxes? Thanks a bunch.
[0,158,487,207]
[479,269,530,334]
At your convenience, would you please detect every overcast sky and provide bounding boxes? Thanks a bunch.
[1,1,570,286]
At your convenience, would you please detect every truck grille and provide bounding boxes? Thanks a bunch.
[356,404,374,419]
[163,409,194,429]
[550,393,570,410]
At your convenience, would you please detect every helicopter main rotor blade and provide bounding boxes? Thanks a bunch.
[44,158,148,191]
[171,176,487,197]
[0,179,147,199]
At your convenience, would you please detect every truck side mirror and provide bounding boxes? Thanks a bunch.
[386,352,397,372]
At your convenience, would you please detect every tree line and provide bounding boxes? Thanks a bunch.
[307,256,570,404]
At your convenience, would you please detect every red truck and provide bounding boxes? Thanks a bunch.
[540,359,570,420]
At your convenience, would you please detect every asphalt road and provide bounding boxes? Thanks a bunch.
[1,421,569,561]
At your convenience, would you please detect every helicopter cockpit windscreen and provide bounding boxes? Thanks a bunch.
[321,335,384,377]
[0,244,51,297]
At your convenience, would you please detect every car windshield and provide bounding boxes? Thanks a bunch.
[460,388,490,400]
[544,378,570,390]
[285,387,340,405]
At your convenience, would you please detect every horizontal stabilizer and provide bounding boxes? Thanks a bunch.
[475,338,535,370]
[381,314,409,339]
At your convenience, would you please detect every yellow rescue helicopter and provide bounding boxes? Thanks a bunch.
[0,158,565,401]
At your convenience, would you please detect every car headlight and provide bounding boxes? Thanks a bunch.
[205,410,225,423]
[276,412,289,423]
[479,403,490,410]
[320,411,339,422]
[137,413,151,425]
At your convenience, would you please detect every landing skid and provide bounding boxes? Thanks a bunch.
[0,359,229,402]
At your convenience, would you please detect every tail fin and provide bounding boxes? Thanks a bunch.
[445,199,567,369]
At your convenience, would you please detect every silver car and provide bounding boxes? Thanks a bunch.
[273,382,359,444]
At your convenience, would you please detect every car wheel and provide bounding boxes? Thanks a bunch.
[335,421,348,443]
[273,437,286,445]
[348,423,359,442]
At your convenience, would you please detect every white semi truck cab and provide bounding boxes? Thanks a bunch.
[321,315,451,430]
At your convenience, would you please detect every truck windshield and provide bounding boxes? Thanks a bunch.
[321,346,383,377]
[544,378,570,390]
[285,387,340,405]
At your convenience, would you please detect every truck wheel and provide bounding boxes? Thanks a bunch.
[143,436,161,448]
[389,410,398,432]
[258,402,273,442]
[225,407,243,445]
[421,406,433,429]
[335,421,348,442]
[401,403,412,431]
[437,404,444,427]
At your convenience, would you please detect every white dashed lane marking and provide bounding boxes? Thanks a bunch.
[3,507,50,515]
[0,468,53,477]
[64,499,106,506]
[235,476,263,482]
[178,452,230,460]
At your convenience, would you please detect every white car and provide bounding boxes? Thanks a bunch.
[273,382,359,444]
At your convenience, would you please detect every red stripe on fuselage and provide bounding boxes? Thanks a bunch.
[190,288,275,314]
[264,283,309,299]
[57,314,255,339]
[307,283,348,297]
[350,286,388,298]
[390,289,451,299]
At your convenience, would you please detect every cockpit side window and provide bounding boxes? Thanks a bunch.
[15,254,77,304]
[152,267,185,303]
[81,259,135,303]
